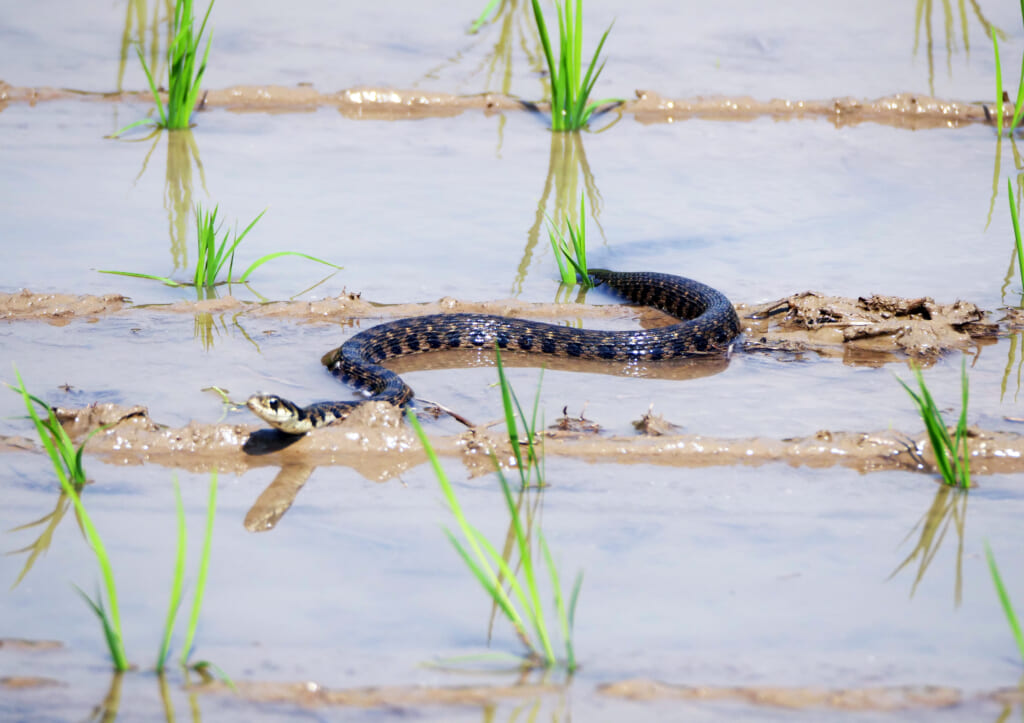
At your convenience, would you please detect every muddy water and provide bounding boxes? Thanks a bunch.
[4,0,1024,720]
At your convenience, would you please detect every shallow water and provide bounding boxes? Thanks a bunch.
[3,0,1024,720]
[2,1,1023,99]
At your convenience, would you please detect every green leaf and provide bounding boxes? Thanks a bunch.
[985,542,1024,664]
[97,269,183,286]
[182,470,218,663]
[157,478,187,671]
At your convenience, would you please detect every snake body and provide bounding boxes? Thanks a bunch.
[247,269,741,434]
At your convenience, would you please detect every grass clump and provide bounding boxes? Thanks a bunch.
[985,542,1024,666]
[100,204,341,288]
[406,349,582,670]
[117,0,214,135]
[157,473,219,672]
[991,5,1024,136]
[530,0,617,131]
[548,193,593,288]
[8,367,127,670]
[8,369,221,674]
[897,359,971,489]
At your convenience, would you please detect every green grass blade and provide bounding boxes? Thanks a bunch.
[136,45,168,127]
[97,269,182,286]
[446,528,528,637]
[548,227,575,285]
[985,542,1024,664]
[190,660,238,691]
[234,251,342,283]
[540,535,570,665]
[217,209,267,280]
[74,584,127,670]
[954,359,971,488]
[568,0,582,111]
[157,477,187,671]
[182,469,218,663]
[530,0,558,115]
[897,364,969,488]
[407,410,501,590]
[1012,0,1024,130]
[496,469,554,663]
[469,0,500,33]
[10,371,72,492]
[993,27,1005,137]
[110,117,158,138]
[494,347,527,478]
[14,372,131,671]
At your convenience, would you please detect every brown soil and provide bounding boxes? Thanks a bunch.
[0,287,1007,363]
[2,288,1017,496]
[0,81,1009,129]
[30,400,1024,478]
[187,676,1021,712]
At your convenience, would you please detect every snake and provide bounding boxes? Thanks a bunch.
[246,269,741,434]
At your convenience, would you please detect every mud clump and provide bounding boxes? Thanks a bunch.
[740,292,997,364]
[632,406,681,436]
[0,290,128,323]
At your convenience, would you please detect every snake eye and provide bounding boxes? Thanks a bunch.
[268,397,280,410]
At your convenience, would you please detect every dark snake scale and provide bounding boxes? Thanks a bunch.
[246,269,741,434]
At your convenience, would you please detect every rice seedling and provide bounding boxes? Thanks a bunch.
[100,204,341,288]
[8,370,223,674]
[897,359,971,489]
[156,472,218,672]
[985,542,1024,665]
[530,0,618,131]
[8,367,128,670]
[991,8,1024,136]
[406,349,582,670]
[115,0,215,135]
[547,193,592,288]
[469,0,501,33]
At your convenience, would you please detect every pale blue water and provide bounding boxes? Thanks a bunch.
[2,0,1024,720]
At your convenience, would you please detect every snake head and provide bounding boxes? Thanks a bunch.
[246,394,308,434]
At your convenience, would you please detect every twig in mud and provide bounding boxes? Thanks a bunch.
[415,398,476,429]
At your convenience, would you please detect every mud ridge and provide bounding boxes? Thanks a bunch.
[0,80,1008,129]
[0,288,1008,362]
[186,676,1024,712]
[3,402,1020,479]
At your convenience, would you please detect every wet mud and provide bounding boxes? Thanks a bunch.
[189,675,1022,712]
[0,285,1008,356]
[11,397,1023,480]
[0,80,1010,129]
[2,287,1017,480]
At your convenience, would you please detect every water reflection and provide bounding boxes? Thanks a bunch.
[1002,331,1024,403]
[7,485,84,587]
[889,485,968,606]
[913,0,1003,96]
[518,132,605,295]
[88,670,124,722]
[478,686,571,723]
[486,480,546,645]
[420,0,545,154]
[986,135,1023,233]
[131,128,208,271]
[87,669,211,722]
[116,0,171,93]
[243,463,313,532]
